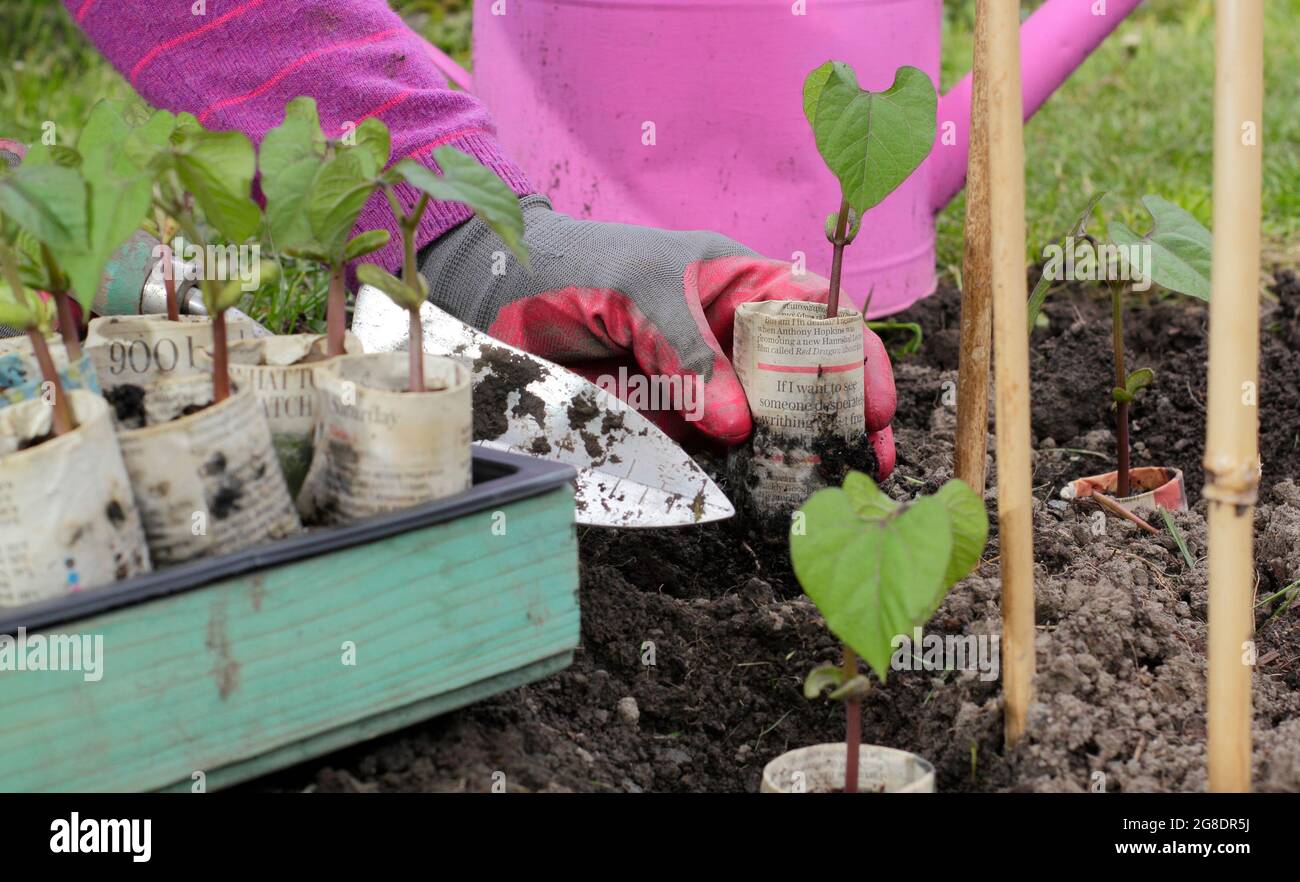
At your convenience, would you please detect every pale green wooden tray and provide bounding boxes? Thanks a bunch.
[0,449,579,792]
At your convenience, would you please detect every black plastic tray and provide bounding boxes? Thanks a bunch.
[0,447,576,635]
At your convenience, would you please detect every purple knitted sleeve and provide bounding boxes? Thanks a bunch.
[62,0,534,274]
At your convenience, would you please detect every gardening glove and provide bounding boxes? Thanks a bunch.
[416,196,896,478]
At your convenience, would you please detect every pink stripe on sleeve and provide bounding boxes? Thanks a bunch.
[130,0,271,84]
[197,28,404,125]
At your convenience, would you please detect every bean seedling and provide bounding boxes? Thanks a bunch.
[356,147,530,392]
[802,62,937,317]
[791,472,987,792]
[1031,194,1211,497]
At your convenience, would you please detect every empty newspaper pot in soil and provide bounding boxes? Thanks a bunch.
[84,313,260,389]
[1060,466,1188,513]
[107,371,301,566]
[0,335,100,407]
[297,351,473,525]
[728,299,869,523]
[0,390,150,607]
[195,331,363,496]
[761,743,935,793]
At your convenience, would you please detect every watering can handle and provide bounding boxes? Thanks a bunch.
[930,0,1143,211]
[422,41,475,94]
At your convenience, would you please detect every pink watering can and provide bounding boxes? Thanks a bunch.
[425,0,1142,317]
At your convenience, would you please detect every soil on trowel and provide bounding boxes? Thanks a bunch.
[255,268,1300,793]
[472,345,546,441]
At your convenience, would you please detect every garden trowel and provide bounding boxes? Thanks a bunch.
[351,286,734,528]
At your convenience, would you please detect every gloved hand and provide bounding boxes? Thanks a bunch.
[417,196,896,478]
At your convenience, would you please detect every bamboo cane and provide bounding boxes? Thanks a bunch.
[953,0,992,494]
[1205,0,1263,794]
[986,0,1035,748]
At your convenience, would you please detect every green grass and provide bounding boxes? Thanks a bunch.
[937,0,1299,273]
[1,0,1295,328]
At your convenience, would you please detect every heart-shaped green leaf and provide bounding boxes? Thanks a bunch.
[0,163,88,254]
[260,97,328,249]
[934,479,989,592]
[1108,195,1211,301]
[791,474,987,681]
[174,129,259,242]
[306,151,378,262]
[395,148,530,271]
[804,63,937,214]
[68,100,156,308]
[791,473,947,680]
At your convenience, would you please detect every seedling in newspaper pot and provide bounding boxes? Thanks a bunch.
[758,471,986,793]
[0,138,120,405]
[1029,194,1211,516]
[730,62,936,525]
[300,141,529,525]
[78,101,260,387]
[95,110,301,566]
[0,189,150,607]
[196,97,373,498]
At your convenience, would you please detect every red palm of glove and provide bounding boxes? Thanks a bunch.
[484,254,896,479]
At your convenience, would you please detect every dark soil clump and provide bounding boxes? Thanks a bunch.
[16,430,54,451]
[104,384,146,429]
[472,345,545,441]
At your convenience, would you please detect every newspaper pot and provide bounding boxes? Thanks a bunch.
[84,313,259,389]
[728,300,870,524]
[196,332,363,497]
[0,336,100,408]
[1059,466,1188,514]
[761,743,935,793]
[110,372,302,566]
[0,390,151,607]
[298,352,472,525]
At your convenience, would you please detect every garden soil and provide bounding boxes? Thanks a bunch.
[258,268,1300,793]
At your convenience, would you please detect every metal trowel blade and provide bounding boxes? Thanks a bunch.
[351,286,734,528]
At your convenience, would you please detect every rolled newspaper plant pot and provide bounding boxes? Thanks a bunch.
[761,743,936,793]
[0,390,151,607]
[0,336,100,408]
[85,314,259,389]
[298,352,472,525]
[1059,466,1188,513]
[195,332,363,497]
[108,372,302,566]
[728,300,870,523]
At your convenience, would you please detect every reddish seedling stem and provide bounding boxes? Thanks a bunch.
[160,242,180,322]
[1111,282,1131,497]
[27,327,75,435]
[400,204,428,393]
[326,263,347,357]
[407,307,425,393]
[52,291,81,359]
[826,197,851,319]
[211,308,231,404]
[842,644,861,794]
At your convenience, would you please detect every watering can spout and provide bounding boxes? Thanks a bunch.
[930,0,1143,213]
